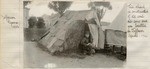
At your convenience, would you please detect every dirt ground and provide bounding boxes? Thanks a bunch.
[24,41,125,68]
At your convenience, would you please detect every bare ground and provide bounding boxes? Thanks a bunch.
[24,42,125,68]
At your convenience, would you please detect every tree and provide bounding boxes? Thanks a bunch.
[23,1,31,8]
[36,17,45,28]
[28,16,37,28]
[88,2,112,23]
[48,1,73,17]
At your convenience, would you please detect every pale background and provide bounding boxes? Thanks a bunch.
[1,0,150,69]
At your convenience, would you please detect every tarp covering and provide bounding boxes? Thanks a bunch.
[88,24,99,48]
[39,11,91,52]
[105,29,126,46]
[98,27,105,49]
[85,10,105,49]
[105,4,127,47]
[106,4,126,32]
[39,10,106,53]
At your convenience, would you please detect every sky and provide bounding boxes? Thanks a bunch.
[26,1,125,22]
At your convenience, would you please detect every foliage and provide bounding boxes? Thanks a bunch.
[36,17,45,28]
[48,1,73,16]
[28,16,37,28]
[88,2,112,10]
[23,1,31,8]
[88,2,112,21]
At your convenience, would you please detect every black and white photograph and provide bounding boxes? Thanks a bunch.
[23,0,127,68]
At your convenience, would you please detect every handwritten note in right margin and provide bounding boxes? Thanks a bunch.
[127,3,149,38]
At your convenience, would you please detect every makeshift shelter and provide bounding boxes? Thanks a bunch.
[105,5,127,47]
[38,10,106,53]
